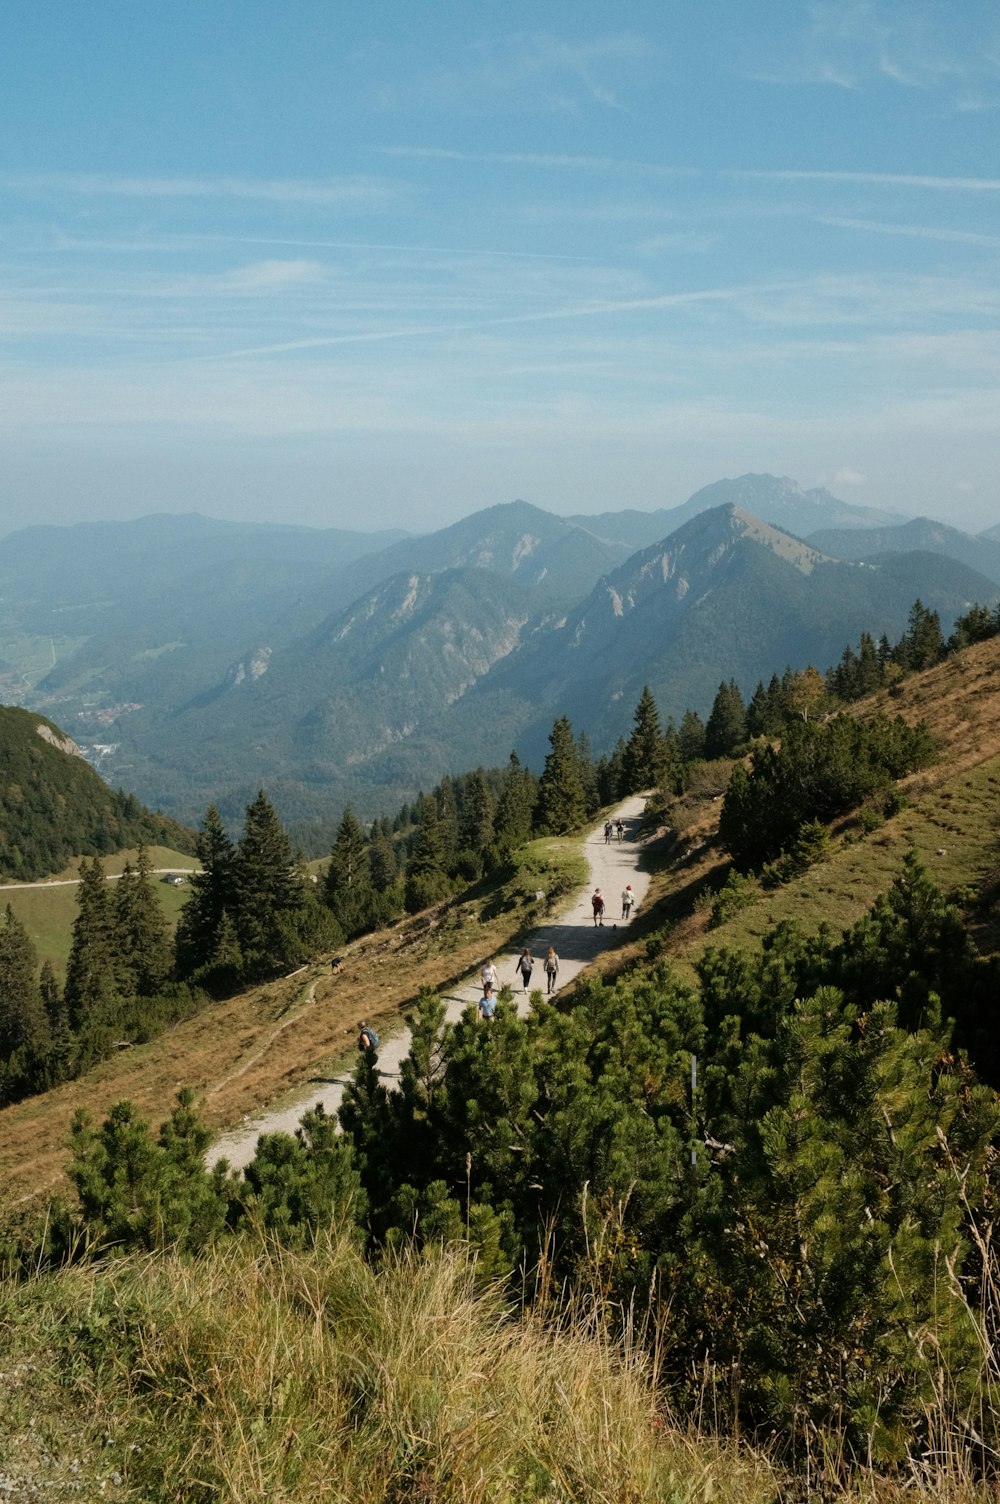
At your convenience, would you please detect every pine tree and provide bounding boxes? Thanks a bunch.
[704,679,747,759]
[404,795,450,913]
[857,631,881,693]
[232,791,307,976]
[458,769,495,856]
[895,598,945,672]
[597,737,627,805]
[494,752,537,852]
[175,805,237,982]
[0,905,48,1060]
[324,807,374,939]
[39,959,67,1036]
[369,824,399,894]
[69,1092,229,1253]
[746,680,772,737]
[64,858,123,1030]
[678,708,706,762]
[576,730,600,816]
[622,687,665,793]
[239,1105,365,1241]
[115,845,172,997]
[436,776,460,869]
[535,717,587,835]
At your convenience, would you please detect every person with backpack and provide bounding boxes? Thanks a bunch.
[543,946,559,994]
[357,1020,379,1052]
[603,820,613,844]
[515,946,534,993]
[592,889,605,926]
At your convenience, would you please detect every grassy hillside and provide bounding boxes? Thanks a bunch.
[657,634,1000,974]
[4,644,1000,1500]
[5,638,1000,1205]
[0,1234,776,1504]
[0,836,585,1205]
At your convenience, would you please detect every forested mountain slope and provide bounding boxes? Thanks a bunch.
[0,704,193,880]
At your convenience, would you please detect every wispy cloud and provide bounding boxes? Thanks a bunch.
[380,146,693,177]
[820,215,1000,247]
[739,0,1000,106]
[207,286,738,360]
[732,169,1000,192]
[41,230,594,264]
[0,171,403,209]
[221,260,327,291]
[376,31,656,115]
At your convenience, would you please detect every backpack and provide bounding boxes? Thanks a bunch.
[360,1027,379,1049]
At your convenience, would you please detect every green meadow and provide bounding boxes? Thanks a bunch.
[0,846,198,976]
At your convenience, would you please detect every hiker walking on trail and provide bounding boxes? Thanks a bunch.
[478,983,497,1020]
[515,947,534,993]
[481,959,499,993]
[616,818,625,842]
[621,884,634,919]
[604,820,613,844]
[357,1020,379,1052]
[543,946,559,993]
[592,889,605,926]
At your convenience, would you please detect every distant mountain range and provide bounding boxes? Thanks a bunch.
[3,474,997,838]
[564,473,905,552]
[806,516,1000,588]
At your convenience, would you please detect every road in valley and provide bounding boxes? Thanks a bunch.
[210,796,651,1169]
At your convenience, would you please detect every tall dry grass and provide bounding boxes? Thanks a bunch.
[4,1231,773,1503]
[5,1221,1000,1501]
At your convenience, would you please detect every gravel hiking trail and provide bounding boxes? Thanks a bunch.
[210,795,651,1169]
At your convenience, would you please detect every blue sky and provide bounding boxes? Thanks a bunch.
[2,0,999,534]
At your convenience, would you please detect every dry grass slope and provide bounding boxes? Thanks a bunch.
[0,839,584,1207]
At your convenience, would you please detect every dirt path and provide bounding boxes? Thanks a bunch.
[0,868,196,891]
[210,796,651,1169]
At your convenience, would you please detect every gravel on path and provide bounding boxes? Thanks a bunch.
[210,795,651,1169]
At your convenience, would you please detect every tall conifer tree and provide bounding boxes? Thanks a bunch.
[536,717,587,835]
[324,808,373,939]
[623,686,666,793]
[64,858,122,1030]
[175,805,238,981]
[232,791,306,975]
[0,905,48,1060]
[494,752,536,852]
[115,845,172,997]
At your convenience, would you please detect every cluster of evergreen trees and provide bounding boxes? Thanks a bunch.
[319,694,678,942]
[174,793,337,991]
[719,713,936,871]
[0,848,195,1106]
[0,791,343,1108]
[45,856,1000,1471]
